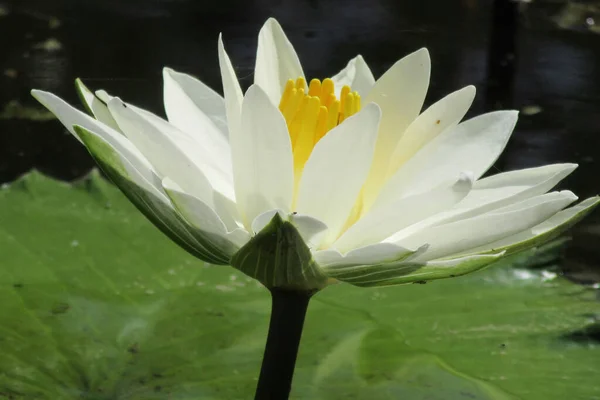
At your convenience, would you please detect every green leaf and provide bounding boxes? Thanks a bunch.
[1,172,598,399]
[231,213,329,291]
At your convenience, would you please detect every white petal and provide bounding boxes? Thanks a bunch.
[107,98,216,207]
[315,243,419,269]
[233,85,294,228]
[334,172,473,253]
[471,196,600,253]
[96,88,236,202]
[361,48,431,210]
[394,191,577,261]
[213,191,244,232]
[296,103,382,247]
[330,55,376,98]
[387,85,476,176]
[471,163,577,194]
[163,67,228,135]
[162,178,226,235]
[163,67,230,139]
[289,214,328,248]
[155,74,236,191]
[73,126,233,263]
[250,210,328,249]
[74,79,121,132]
[459,164,578,215]
[136,101,233,197]
[384,164,578,244]
[95,90,112,104]
[375,110,518,210]
[97,90,162,123]
[31,90,154,181]
[162,178,250,249]
[489,190,577,214]
[218,34,243,138]
[251,209,286,234]
[98,89,165,129]
[254,18,305,105]
[73,125,167,204]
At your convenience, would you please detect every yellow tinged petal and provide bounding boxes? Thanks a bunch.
[289,94,308,146]
[292,97,320,191]
[277,76,363,189]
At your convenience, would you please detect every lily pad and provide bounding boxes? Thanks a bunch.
[0,171,598,399]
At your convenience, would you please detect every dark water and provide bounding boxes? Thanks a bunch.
[0,0,599,276]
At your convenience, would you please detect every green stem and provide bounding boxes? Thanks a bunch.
[254,288,313,400]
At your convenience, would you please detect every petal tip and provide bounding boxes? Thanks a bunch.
[416,47,431,62]
[161,176,181,192]
[562,190,579,201]
[552,190,578,203]
[243,84,271,105]
[464,84,477,95]
[565,163,578,171]
[107,96,125,109]
[163,66,175,76]
[264,17,281,28]
[362,101,382,117]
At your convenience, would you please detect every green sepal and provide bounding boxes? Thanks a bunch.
[231,213,328,291]
[73,125,231,265]
[364,254,503,287]
[74,78,96,116]
[325,252,502,287]
[74,78,121,132]
[323,250,422,283]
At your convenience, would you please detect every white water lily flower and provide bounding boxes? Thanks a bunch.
[32,18,598,291]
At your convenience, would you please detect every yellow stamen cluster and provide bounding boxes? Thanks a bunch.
[279,77,361,174]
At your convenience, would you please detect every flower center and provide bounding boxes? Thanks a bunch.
[279,77,361,176]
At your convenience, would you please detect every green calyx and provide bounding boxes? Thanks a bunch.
[231,213,329,291]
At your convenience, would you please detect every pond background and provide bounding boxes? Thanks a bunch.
[1,0,599,277]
